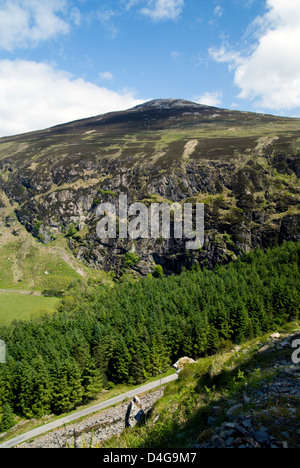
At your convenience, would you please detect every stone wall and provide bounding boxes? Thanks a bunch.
[17,388,164,448]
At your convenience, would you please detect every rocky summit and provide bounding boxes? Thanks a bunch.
[0,99,299,278]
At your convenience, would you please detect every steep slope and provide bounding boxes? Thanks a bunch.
[0,190,112,291]
[99,325,300,449]
[0,99,299,277]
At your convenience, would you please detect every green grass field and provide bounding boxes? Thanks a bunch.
[0,293,60,326]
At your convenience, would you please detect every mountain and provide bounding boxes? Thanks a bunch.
[0,99,299,280]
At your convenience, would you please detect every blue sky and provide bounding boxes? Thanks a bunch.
[0,0,300,136]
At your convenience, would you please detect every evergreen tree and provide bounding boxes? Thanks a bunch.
[149,335,171,375]
[92,331,116,383]
[110,338,131,383]
[191,313,209,357]
[130,354,146,385]
[65,359,84,409]
[207,325,220,355]
[81,357,103,403]
[28,357,52,417]
[0,404,15,433]
[52,359,83,414]
[51,364,71,414]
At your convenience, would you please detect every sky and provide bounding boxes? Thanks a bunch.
[0,0,300,137]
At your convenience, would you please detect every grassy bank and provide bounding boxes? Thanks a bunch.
[99,321,300,449]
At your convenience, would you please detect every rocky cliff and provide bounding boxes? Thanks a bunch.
[0,99,299,277]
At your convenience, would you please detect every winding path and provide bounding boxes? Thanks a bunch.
[0,373,178,449]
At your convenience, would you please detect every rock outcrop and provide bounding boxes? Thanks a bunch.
[173,357,196,371]
[196,333,300,449]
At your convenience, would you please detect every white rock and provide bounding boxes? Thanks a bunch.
[270,333,281,340]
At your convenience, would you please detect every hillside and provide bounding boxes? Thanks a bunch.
[3,323,300,449]
[99,324,300,449]
[0,99,299,278]
[0,242,299,425]
[0,189,113,292]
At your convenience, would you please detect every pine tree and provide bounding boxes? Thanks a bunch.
[110,338,131,383]
[93,333,115,380]
[191,313,208,357]
[51,364,71,414]
[207,325,220,355]
[130,354,146,385]
[18,363,36,418]
[182,324,194,356]
[51,359,83,413]
[29,357,52,417]
[82,357,103,403]
[149,335,171,375]
[65,359,84,409]
[0,403,15,433]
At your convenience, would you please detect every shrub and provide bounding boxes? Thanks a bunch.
[153,265,164,278]
[66,224,78,238]
[42,276,72,297]
[123,252,140,269]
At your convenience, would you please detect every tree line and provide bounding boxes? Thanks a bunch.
[0,241,299,424]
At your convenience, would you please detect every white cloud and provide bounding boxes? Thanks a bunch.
[210,0,300,111]
[0,60,144,137]
[170,50,183,63]
[141,0,184,21]
[0,0,73,51]
[69,6,82,26]
[194,91,223,107]
[123,0,141,11]
[214,5,223,17]
[99,71,114,81]
[96,8,119,39]
[122,0,185,21]
[209,46,242,67]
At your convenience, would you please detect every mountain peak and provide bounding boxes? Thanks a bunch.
[132,99,212,111]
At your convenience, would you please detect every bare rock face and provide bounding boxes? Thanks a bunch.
[0,99,299,277]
